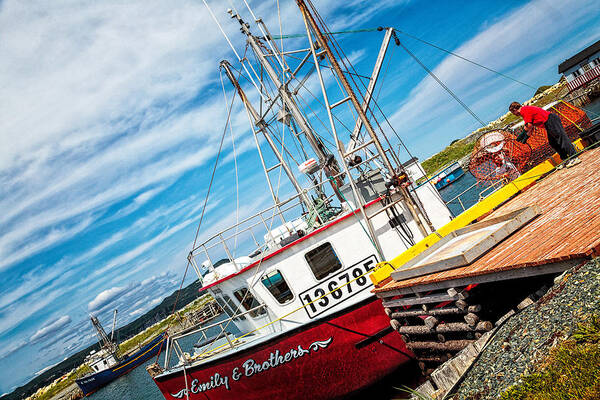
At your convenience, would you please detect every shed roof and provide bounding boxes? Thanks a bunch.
[558,39,600,74]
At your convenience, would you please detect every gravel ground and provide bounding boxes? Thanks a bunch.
[450,259,600,400]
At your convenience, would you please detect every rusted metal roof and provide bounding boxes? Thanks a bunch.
[375,146,600,294]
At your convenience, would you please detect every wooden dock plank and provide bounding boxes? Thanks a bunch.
[375,146,600,294]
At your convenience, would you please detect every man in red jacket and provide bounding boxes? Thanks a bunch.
[509,101,580,168]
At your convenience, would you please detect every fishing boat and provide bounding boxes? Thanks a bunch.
[433,161,465,190]
[76,311,167,396]
[146,2,455,399]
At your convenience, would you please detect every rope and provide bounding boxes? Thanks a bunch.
[155,63,241,364]
[391,28,537,90]
[192,256,384,359]
[272,25,535,90]
[220,70,241,255]
[271,27,380,39]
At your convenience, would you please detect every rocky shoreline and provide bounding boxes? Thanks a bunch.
[413,259,600,399]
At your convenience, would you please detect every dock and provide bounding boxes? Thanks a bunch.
[372,146,600,393]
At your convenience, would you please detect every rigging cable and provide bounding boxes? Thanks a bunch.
[391,27,537,90]
[219,69,240,255]
[272,26,536,90]
[391,31,487,128]
[155,59,242,368]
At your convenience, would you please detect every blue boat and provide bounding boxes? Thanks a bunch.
[433,161,465,190]
[75,314,167,396]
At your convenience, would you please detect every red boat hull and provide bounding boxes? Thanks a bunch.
[153,298,413,400]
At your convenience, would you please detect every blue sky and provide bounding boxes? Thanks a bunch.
[1,0,599,394]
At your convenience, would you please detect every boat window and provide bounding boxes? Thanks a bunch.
[233,288,266,318]
[224,294,246,320]
[214,295,246,321]
[261,270,293,304]
[304,242,342,280]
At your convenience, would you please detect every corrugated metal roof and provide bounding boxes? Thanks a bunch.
[375,146,600,293]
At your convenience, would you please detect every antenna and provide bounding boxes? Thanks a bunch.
[110,309,118,342]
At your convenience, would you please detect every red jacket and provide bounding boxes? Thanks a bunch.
[519,105,550,126]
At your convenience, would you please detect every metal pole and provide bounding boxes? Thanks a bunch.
[295,1,431,236]
[301,16,384,257]
[348,28,394,152]
[295,0,395,176]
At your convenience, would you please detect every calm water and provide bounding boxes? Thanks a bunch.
[89,99,600,399]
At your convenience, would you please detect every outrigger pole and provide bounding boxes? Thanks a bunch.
[220,60,314,214]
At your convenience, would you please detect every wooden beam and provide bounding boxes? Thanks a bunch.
[407,339,474,351]
[376,258,586,297]
[395,321,493,335]
[390,306,472,319]
[382,293,459,308]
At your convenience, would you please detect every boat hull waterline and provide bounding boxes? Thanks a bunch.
[153,299,411,400]
[76,332,167,396]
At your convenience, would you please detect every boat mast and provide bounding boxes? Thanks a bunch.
[295,0,432,236]
[228,11,345,200]
[91,315,118,354]
[110,309,118,343]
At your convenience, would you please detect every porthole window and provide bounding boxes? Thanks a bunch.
[304,242,342,280]
[261,270,293,304]
[233,288,266,318]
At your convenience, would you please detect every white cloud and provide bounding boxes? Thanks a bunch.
[88,286,128,311]
[30,316,72,343]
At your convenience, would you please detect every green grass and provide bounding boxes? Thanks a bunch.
[32,365,89,400]
[421,140,476,176]
[500,315,600,400]
[119,294,213,355]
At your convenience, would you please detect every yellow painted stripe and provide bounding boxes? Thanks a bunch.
[369,159,555,286]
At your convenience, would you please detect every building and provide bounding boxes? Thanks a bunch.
[558,39,600,93]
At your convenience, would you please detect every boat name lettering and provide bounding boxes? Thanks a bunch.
[300,255,377,318]
[170,373,229,398]
[169,338,332,398]
[241,344,311,378]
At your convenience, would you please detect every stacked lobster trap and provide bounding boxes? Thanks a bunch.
[468,101,592,184]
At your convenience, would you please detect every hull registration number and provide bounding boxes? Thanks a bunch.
[300,255,377,318]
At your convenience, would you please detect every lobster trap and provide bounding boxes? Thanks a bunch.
[469,102,591,183]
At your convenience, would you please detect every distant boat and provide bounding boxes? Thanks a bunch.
[75,312,167,396]
[433,161,465,190]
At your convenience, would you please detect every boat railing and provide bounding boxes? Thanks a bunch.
[164,304,270,369]
[443,177,506,213]
[188,159,389,272]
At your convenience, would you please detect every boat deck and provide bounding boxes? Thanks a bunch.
[375,146,600,296]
